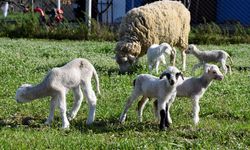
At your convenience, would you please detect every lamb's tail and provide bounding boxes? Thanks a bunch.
[93,69,101,95]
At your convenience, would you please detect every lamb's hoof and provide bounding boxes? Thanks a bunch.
[44,120,52,126]
[119,114,126,124]
[62,124,70,129]
[159,126,167,131]
[67,116,74,121]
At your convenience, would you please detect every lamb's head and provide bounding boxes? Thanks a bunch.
[16,84,33,103]
[160,66,184,86]
[160,43,172,55]
[185,44,198,54]
[204,64,224,81]
[115,41,141,74]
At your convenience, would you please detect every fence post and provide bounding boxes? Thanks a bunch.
[57,0,61,9]
[86,0,92,29]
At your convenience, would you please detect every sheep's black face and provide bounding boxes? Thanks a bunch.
[116,54,137,74]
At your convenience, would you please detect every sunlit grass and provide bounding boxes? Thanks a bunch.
[0,38,249,149]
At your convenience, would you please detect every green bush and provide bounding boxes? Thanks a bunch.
[1,13,250,44]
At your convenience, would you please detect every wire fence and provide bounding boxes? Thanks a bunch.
[1,0,250,26]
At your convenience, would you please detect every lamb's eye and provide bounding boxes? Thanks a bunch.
[212,71,216,74]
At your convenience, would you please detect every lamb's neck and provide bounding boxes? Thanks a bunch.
[193,49,204,59]
[199,74,213,89]
[26,82,50,100]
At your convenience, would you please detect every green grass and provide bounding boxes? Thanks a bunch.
[0,38,249,149]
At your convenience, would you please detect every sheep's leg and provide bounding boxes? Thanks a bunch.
[68,85,83,121]
[158,99,167,130]
[170,48,176,66]
[192,62,203,75]
[82,81,97,125]
[58,90,70,129]
[119,91,141,123]
[155,60,160,74]
[192,97,200,125]
[181,50,186,71]
[45,96,58,125]
[137,96,149,122]
[221,60,228,74]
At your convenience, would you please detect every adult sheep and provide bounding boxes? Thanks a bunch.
[115,1,191,73]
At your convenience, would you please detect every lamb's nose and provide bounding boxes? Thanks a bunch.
[169,79,175,85]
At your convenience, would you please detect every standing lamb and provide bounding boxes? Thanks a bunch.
[137,64,224,125]
[186,44,233,75]
[147,43,176,74]
[16,58,100,129]
[115,1,190,73]
[119,66,183,130]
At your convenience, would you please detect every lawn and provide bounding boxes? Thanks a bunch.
[0,38,249,149]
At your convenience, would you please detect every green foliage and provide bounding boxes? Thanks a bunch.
[0,12,115,41]
[189,22,250,44]
[0,38,249,149]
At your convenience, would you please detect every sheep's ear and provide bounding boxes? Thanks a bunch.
[176,72,184,80]
[160,72,170,80]
[128,54,136,61]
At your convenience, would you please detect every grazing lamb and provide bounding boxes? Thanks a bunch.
[147,43,176,74]
[115,1,190,73]
[137,64,224,125]
[186,44,233,75]
[16,58,100,129]
[119,66,183,130]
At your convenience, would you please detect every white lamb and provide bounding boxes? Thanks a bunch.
[119,66,183,130]
[186,44,233,75]
[16,58,100,129]
[147,43,176,74]
[137,64,224,125]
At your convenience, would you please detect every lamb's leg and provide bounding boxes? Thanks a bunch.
[160,55,166,65]
[58,90,70,129]
[68,85,83,121]
[166,94,176,124]
[181,50,186,71]
[158,99,167,130]
[192,97,200,126]
[82,81,97,125]
[119,90,141,123]
[155,60,160,74]
[170,48,176,66]
[137,96,149,122]
[153,100,159,120]
[192,62,203,75]
[221,60,228,74]
[45,96,58,125]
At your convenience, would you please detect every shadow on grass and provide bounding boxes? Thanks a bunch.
[69,116,169,134]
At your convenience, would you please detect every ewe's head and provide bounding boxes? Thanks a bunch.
[16,84,33,103]
[204,64,224,81]
[115,41,141,74]
[185,44,198,54]
[160,66,184,86]
[160,43,172,55]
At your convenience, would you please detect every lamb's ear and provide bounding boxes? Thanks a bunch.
[176,72,184,80]
[204,64,211,73]
[160,72,170,80]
